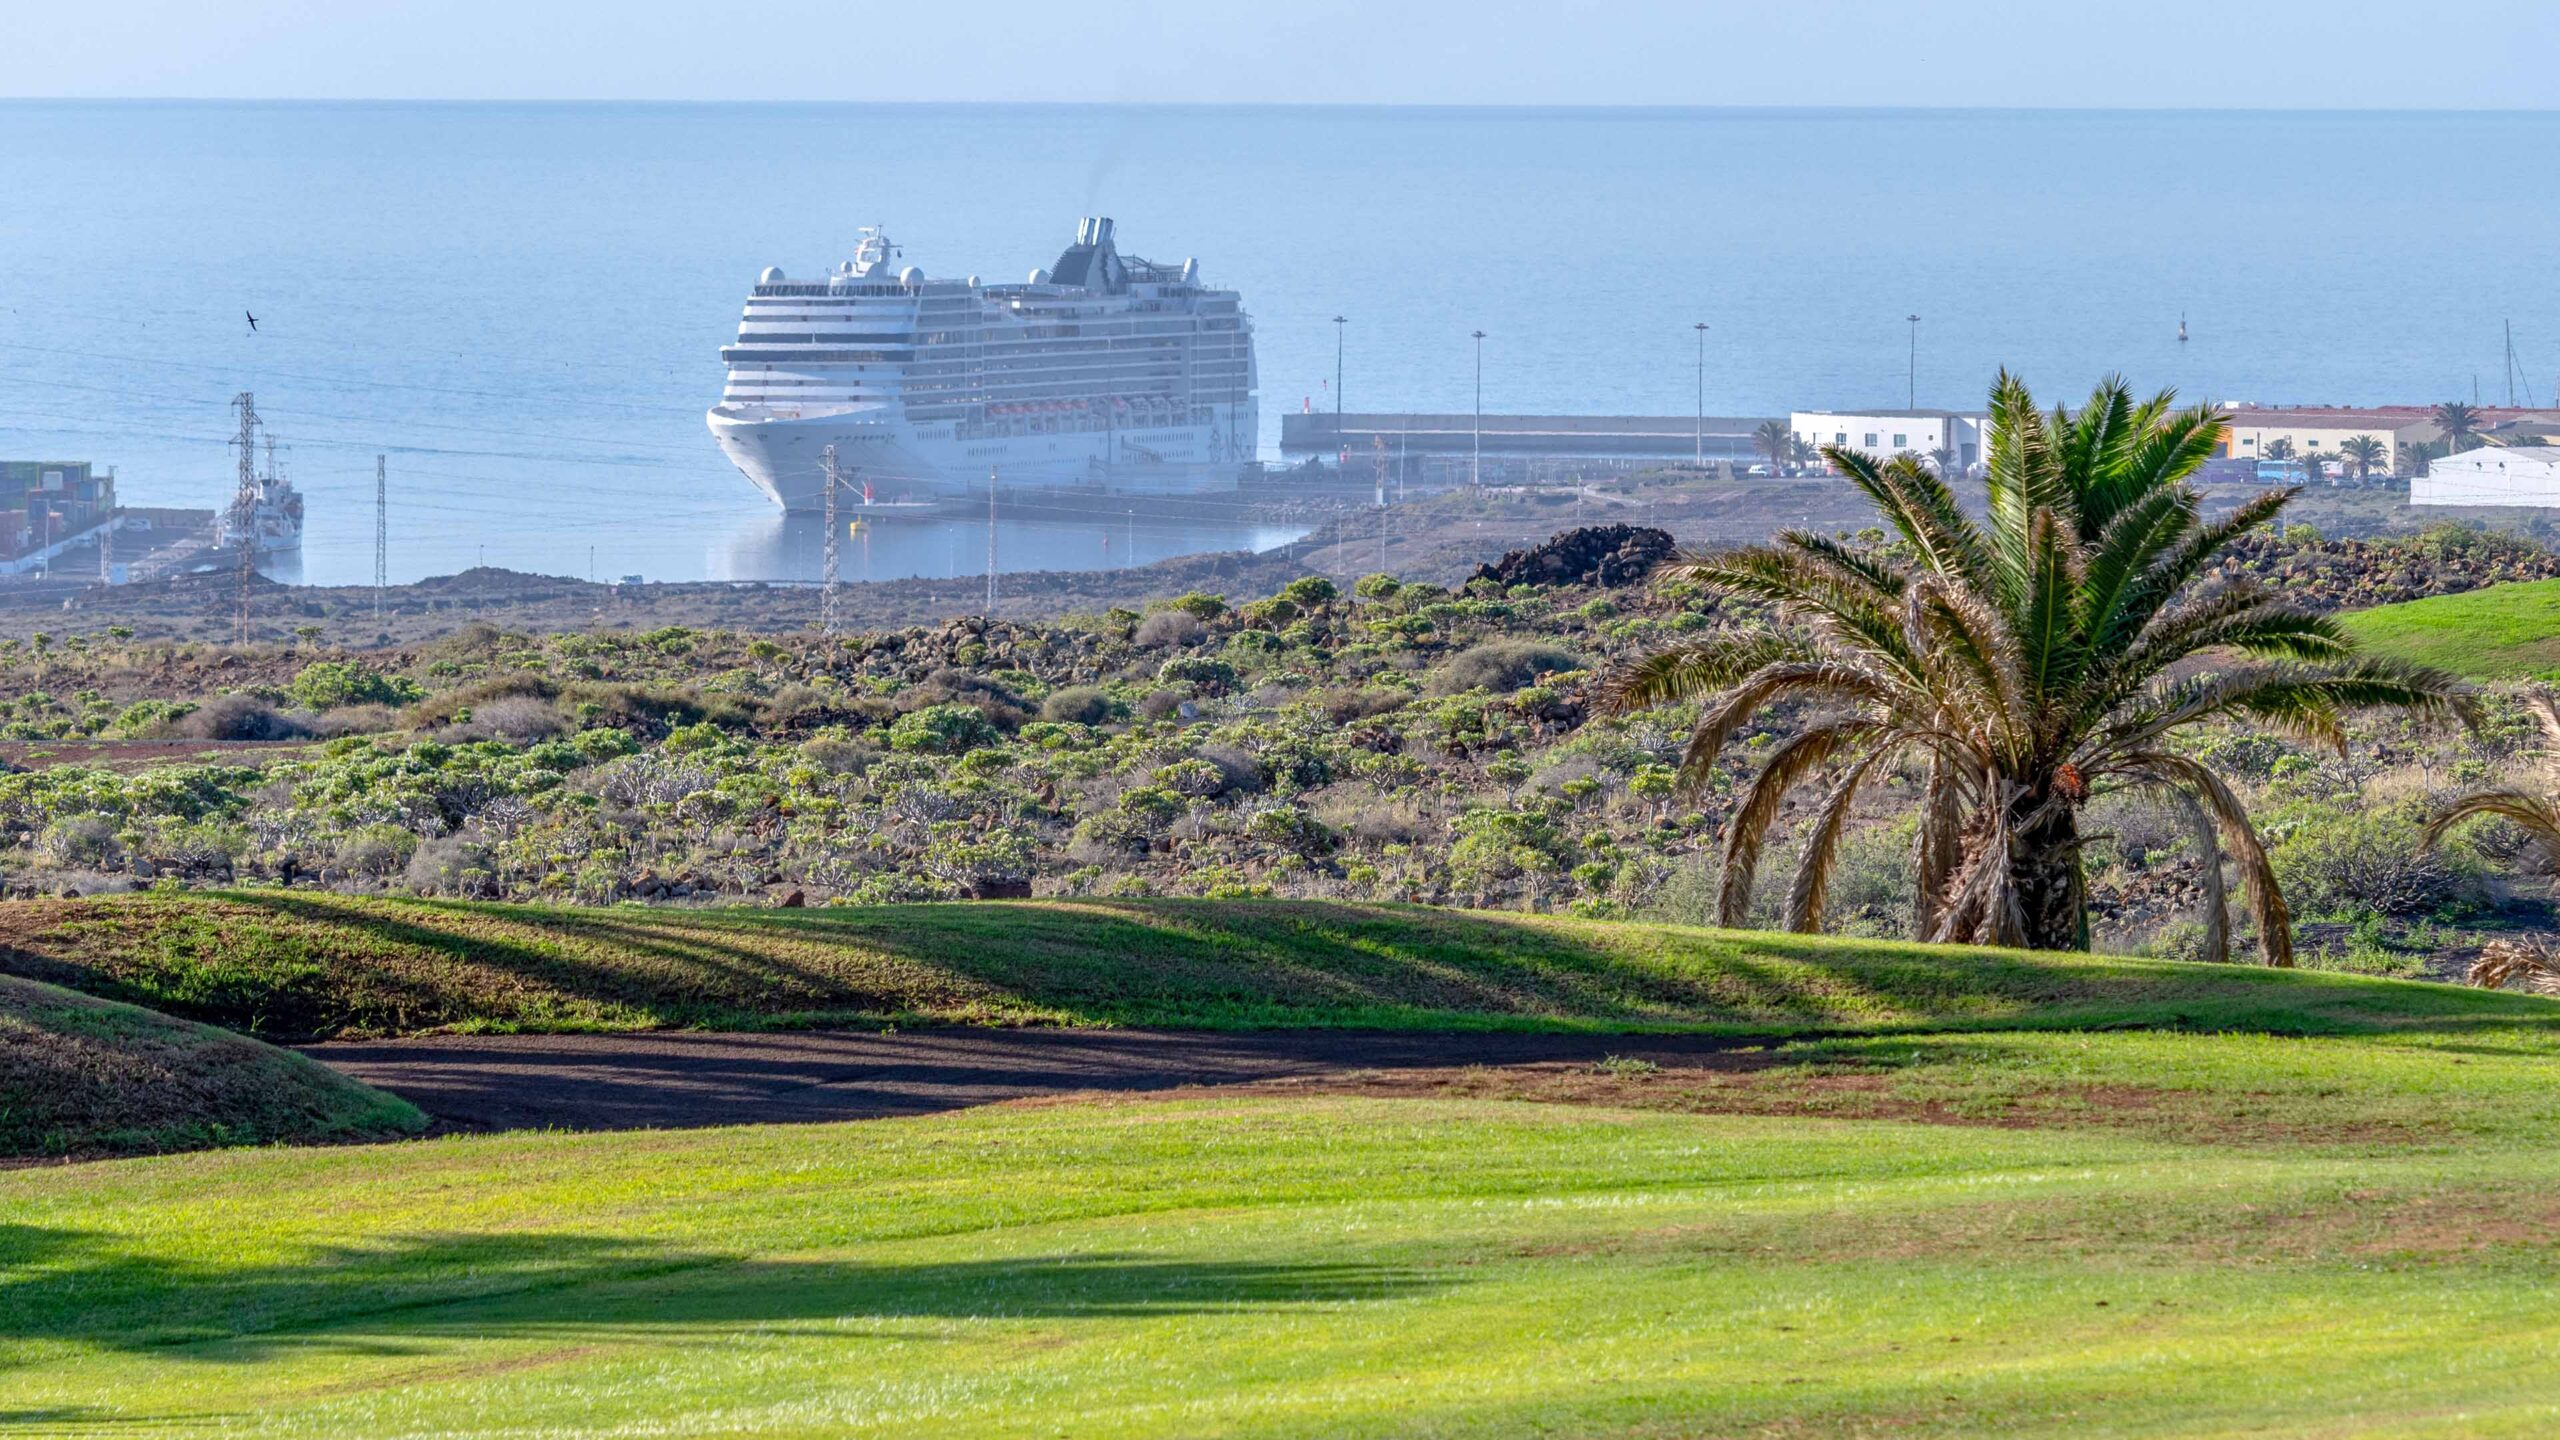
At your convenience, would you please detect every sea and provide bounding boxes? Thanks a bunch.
[2,102,2556,587]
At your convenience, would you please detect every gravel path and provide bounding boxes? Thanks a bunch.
[303,1029,1755,1133]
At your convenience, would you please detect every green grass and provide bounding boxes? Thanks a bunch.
[15,907,2560,1432]
[2,891,2545,1042]
[18,1005,2560,1437]
[2338,575,2560,678]
[0,973,423,1158]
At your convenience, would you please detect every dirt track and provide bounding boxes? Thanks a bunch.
[304,1028,1756,1133]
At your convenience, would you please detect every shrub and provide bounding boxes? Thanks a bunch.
[405,835,495,896]
[900,668,1029,727]
[288,661,423,712]
[1430,640,1583,696]
[571,727,640,764]
[1116,786,1187,827]
[888,703,1002,755]
[167,695,310,741]
[2272,808,2482,919]
[1134,611,1205,649]
[336,823,420,879]
[1156,656,1241,694]
[1280,576,1339,608]
[1246,803,1335,857]
[309,704,399,738]
[38,815,121,868]
[470,695,566,744]
[1156,758,1230,798]
[108,699,194,738]
[1040,685,1122,725]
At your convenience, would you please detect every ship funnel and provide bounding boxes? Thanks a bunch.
[1078,216,1114,246]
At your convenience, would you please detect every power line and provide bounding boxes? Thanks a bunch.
[0,338,703,419]
[229,393,258,646]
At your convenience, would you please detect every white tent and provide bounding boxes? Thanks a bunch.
[2411,446,2560,507]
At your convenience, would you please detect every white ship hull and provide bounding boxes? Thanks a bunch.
[709,405,1252,510]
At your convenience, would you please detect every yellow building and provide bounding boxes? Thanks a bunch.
[2216,407,2440,476]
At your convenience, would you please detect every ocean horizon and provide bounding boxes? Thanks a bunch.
[3,100,2554,584]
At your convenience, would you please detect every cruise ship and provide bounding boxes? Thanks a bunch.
[707,218,1258,509]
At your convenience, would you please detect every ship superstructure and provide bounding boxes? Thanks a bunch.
[707,218,1257,508]
[217,394,303,556]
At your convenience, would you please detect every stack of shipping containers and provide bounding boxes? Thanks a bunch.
[0,461,116,561]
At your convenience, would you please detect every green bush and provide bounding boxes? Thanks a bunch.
[1279,576,1339,608]
[888,704,1002,756]
[1246,803,1335,857]
[1040,685,1122,725]
[288,662,423,712]
[1157,656,1241,694]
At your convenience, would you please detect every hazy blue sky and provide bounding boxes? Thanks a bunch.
[9,0,2558,107]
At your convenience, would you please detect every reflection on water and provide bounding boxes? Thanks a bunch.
[709,511,1308,585]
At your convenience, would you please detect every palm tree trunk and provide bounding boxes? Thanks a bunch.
[2007,796,2089,952]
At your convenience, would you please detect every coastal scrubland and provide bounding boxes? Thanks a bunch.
[0,518,2553,980]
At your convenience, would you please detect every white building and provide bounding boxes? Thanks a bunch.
[2410,446,2560,507]
[1789,410,1988,473]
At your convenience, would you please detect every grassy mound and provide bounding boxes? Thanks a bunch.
[2,892,2544,1042]
[0,973,423,1158]
[2338,575,2560,678]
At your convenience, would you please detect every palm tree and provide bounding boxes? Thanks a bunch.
[1753,419,1792,474]
[2339,435,2387,485]
[2261,437,2295,461]
[1602,372,2472,963]
[1928,445,1960,479]
[2434,401,2485,455]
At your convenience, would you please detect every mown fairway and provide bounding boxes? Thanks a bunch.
[14,980,2560,1437]
[2338,575,2560,678]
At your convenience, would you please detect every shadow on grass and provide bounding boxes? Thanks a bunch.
[12,891,2560,1044]
[0,1223,1440,1366]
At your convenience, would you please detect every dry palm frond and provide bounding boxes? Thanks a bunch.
[2468,939,2560,996]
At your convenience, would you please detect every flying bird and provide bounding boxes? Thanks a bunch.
[245,311,259,333]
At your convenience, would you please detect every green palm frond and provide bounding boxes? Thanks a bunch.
[1677,660,1893,788]
[1598,632,1806,717]
[1823,447,1993,588]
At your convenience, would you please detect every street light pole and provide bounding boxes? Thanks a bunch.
[1906,314,1921,410]
[1471,329,1487,488]
[1332,316,1347,457]
[1693,321,1709,468]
